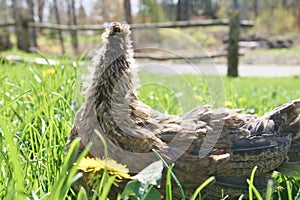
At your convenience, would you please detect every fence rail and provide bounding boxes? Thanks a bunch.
[0,18,251,77]
[0,19,253,31]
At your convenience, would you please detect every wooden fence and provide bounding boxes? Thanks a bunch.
[0,17,253,76]
[0,19,253,31]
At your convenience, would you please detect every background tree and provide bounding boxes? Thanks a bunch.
[202,0,214,18]
[0,0,12,51]
[124,0,133,24]
[253,0,258,17]
[12,0,30,51]
[0,0,11,21]
[52,0,65,54]
[176,0,191,21]
[78,0,87,24]
[161,0,177,21]
[92,0,124,23]
[37,0,46,23]
[138,0,166,22]
[67,0,78,54]
[26,0,38,48]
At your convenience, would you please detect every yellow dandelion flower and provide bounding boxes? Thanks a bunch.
[77,157,130,179]
[238,97,247,103]
[26,94,34,101]
[225,100,234,107]
[42,69,56,77]
[77,157,104,173]
[195,95,202,100]
[38,92,44,97]
[103,158,130,179]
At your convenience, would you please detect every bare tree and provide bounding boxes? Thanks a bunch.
[0,0,10,21]
[124,0,133,24]
[53,0,65,54]
[26,0,38,48]
[296,0,300,29]
[94,0,124,22]
[253,0,258,18]
[37,0,46,23]
[78,0,87,23]
[161,0,177,21]
[176,0,191,21]
[0,0,12,51]
[12,0,30,51]
[67,0,78,54]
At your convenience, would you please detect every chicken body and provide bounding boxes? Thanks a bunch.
[67,22,300,198]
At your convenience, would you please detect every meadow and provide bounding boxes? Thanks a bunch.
[0,55,300,199]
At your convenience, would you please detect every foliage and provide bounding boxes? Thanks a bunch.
[138,72,300,116]
[137,0,167,23]
[255,6,297,37]
[0,55,300,199]
[0,55,78,199]
[191,31,216,49]
[215,3,229,19]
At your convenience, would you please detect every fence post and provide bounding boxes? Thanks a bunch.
[227,10,240,77]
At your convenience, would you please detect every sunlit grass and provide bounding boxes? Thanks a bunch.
[138,71,300,116]
[0,55,299,199]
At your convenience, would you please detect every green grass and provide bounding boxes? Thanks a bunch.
[0,55,300,199]
[138,72,300,115]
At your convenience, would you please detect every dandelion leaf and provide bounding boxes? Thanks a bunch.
[131,160,163,187]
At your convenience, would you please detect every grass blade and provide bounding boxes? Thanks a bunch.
[246,175,263,200]
[91,129,110,200]
[295,188,300,200]
[246,179,263,200]
[0,89,31,113]
[152,149,185,200]
[286,181,292,200]
[248,166,257,200]
[77,187,88,200]
[265,180,274,200]
[2,120,25,199]
[166,164,174,200]
[100,175,116,200]
[190,176,215,200]
[247,166,263,200]
[94,129,108,159]
[48,138,91,200]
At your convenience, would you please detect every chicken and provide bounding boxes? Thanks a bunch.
[66,22,300,198]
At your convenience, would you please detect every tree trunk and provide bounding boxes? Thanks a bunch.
[295,0,300,29]
[26,0,38,48]
[176,0,191,21]
[68,0,79,54]
[282,0,287,7]
[227,10,240,77]
[37,0,46,23]
[203,0,214,18]
[253,0,258,18]
[0,32,12,51]
[124,0,133,24]
[53,0,65,54]
[233,0,238,9]
[12,0,30,52]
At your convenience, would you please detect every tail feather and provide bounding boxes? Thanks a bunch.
[244,99,300,137]
[243,99,300,162]
[264,99,300,137]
